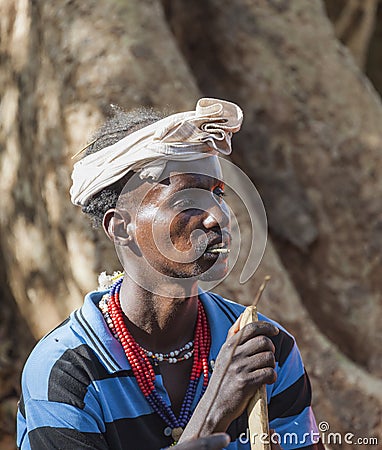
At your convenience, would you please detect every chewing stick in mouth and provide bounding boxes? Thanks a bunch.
[208,248,231,254]
[240,276,271,450]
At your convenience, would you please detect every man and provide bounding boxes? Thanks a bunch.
[17,98,324,449]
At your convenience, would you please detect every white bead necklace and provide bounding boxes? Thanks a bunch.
[99,294,194,364]
[142,341,194,364]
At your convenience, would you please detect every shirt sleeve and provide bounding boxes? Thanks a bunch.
[16,339,111,450]
[17,390,110,450]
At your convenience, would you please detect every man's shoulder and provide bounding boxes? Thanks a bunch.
[22,292,113,391]
[205,291,293,331]
[206,291,297,363]
[21,313,86,397]
[206,291,245,315]
[21,290,126,402]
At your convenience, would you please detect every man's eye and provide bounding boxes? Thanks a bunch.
[214,188,226,199]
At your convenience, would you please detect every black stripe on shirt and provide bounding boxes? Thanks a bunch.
[28,426,109,450]
[104,412,253,450]
[28,413,172,450]
[227,411,248,442]
[104,412,173,450]
[48,344,108,408]
[270,328,295,367]
[268,370,312,421]
[47,344,161,408]
[18,392,26,418]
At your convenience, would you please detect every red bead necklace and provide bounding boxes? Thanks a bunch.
[106,277,211,439]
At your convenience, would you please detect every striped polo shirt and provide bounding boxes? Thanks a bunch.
[17,290,321,450]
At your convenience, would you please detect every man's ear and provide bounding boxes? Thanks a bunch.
[102,209,134,246]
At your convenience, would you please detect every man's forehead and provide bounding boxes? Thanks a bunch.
[163,156,223,181]
[165,172,223,191]
[118,156,224,208]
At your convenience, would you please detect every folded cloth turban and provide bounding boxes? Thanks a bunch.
[70,97,243,207]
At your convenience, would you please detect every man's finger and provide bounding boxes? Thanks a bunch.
[236,321,279,344]
[176,433,231,450]
[198,433,231,450]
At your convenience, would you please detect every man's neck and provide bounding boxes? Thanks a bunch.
[119,276,199,352]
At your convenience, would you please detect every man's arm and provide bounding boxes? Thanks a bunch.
[17,393,109,450]
[17,340,111,450]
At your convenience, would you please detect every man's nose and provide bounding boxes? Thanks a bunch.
[202,202,230,229]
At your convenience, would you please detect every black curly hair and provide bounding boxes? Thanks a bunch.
[81,105,165,227]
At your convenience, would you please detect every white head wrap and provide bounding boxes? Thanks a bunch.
[70,97,243,206]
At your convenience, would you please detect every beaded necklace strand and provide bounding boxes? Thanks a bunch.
[104,277,211,443]
[99,296,194,364]
[143,341,194,364]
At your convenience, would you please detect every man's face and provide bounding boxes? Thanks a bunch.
[118,157,231,283]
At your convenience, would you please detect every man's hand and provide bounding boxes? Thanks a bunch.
[174,433,230,449]
[206,320,279,431]
[179,319,279,442]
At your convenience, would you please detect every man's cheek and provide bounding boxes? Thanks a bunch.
[169,213,192,239]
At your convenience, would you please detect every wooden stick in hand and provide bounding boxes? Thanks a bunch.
[239,276,271,450]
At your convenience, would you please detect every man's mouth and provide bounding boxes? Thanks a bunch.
[193,232,231,259]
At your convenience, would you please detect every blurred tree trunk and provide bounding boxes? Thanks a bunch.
[0,0,198,338]
[0,249,34,448]
[1,0,198,447]
[1,0,382,449]
[324,0,380,70]
[162,0,382,376]
[324,0,382,99]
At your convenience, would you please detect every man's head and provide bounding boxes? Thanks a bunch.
[71,99,243,291]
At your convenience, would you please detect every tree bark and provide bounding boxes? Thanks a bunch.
[214,160,382,449]
[0,0,199,338]
[0,251,34,448]
[163,0,382,377]
[326,0,380,69]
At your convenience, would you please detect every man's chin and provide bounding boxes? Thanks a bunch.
[165,268,227,282]
[146,256,229,282]
[197,270,226,282]
[195,259,229,282]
